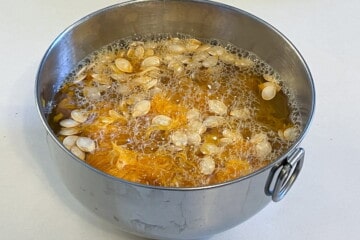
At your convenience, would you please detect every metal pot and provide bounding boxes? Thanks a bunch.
[36,0,315,239]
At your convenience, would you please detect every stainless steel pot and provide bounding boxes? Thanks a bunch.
[36,0,315,239]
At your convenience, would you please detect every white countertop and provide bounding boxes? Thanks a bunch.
[1,0,359,239]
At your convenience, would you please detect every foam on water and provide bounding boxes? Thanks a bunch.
[50,33,303,186]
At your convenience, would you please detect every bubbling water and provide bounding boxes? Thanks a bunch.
[48,33,303,187]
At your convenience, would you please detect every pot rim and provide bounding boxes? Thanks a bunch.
[35,0,316,192]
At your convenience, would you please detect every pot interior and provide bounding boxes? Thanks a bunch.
[37,0,315,182]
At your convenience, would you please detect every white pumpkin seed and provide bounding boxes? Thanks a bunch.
[219,53,236,64]
[138,66,160,76]
[207,46,226,56]
[263,74,278,83]
[73,74,86,84]
[203,116,225,128]
[115,58,133,73]
[71,109,89,123]
[143,78,158,90]
[282,127,299,141]
[110,73,129,82]
[117,84,131,95]
[134,45,145,59]
[199,156,215,175]
[261,84,277,100]
[219,137,233,146]
[202,55,218,68]
[186,108,201,122]
[108,110,127,123]
[192,51,209,62]
[144,48,155,57]
[255,141,272,159]
[208,99,227,115]
[91,73,111,85]
[58,127,81,136]
[59,118,80,128]
[200,143,220,155]
[133,76,152,85]
[170,131,188,147]
[187,120,206,135]
[196,44,211,52]
[132,100,151,117]
[168,44,186,54]
[76,65,87,77]
[141,56,161,69]
[70,145,85,160]
[83,86,101,101]
[185,38,201,51]
[152,115,172,126]
[222,129,240,141]
[186,132,202,146]
[250,133,272,159]
[76,137,96,153]
[235,58,254,68]
[168,61,184,75]
[63,135,79,150]
[230,108,250,119]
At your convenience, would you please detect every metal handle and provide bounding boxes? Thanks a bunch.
[265,148,305,202]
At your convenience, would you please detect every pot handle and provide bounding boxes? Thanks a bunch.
[265,148,304,202]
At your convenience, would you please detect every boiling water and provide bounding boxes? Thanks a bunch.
[48,34,302,187]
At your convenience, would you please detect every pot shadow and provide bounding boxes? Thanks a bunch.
[19,69,144,240]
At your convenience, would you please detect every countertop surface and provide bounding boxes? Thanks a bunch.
[1,0,359,239]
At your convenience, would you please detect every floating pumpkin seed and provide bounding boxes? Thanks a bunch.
[192,51,209,62]
[200,143,220,155]
[83,86,101,101]
[208,99,227,115]
[263,74,278,83]
[115,58,133,73]
[185,38,201,51]
[186,132,202,146]
[279,126,299,141]
[152,115,172,126]
[202,55,218,68]
[207,46,225,56]
[73,74,86,84]
[196,44,211,52]
[70,145,85,160]
[199,156,215,175]
[71,109,89,123]
[218,52,236,64]
[168,44,186,54]
[59,118,80,128]
[58,127,81,136]
[219,137,233,146]
[110,73,129,82]
[141,56,161,69]
[261,84,277,100]
[230,108,250,119]
[250,133,272,159]
[132,100,151,117]
[134,45,145,59]
[91,73,111,85]
[170,131,188,148]
[186,108,201,122]
[203,116,225,128]
[76,137,96,153]
[63,135,79,150]
[235,58,254,68]
[187,120,207,135]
